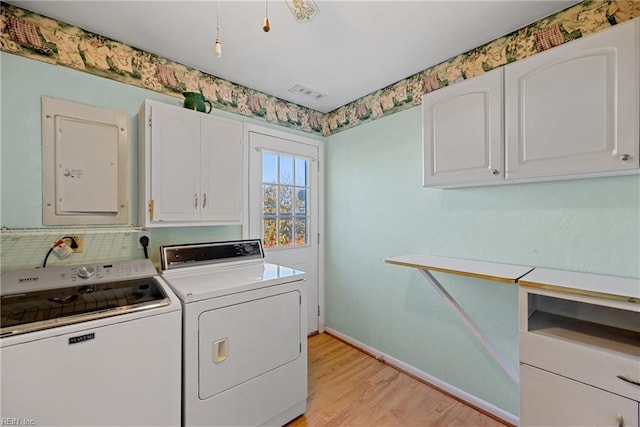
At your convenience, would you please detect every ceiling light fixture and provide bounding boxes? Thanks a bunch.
[263,0,271,32]
[214,0,222,57]
[284,0,319,22]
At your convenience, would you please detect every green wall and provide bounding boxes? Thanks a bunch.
[0,52,308,266]
[325,105,640,415]
[3,47,640,418]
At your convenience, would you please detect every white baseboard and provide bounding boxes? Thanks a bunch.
[323,326,518,426]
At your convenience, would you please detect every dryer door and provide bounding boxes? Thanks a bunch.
[198,290,302,399]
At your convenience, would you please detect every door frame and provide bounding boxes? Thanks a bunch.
[242,123,325,333]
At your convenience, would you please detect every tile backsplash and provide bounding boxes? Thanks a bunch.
[0,228,146,272]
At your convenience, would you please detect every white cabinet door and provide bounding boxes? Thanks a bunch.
[505,19,639,181]
[422,67,503,188]
[150,103,201,222]
[521,364,639,427]
[139,100,244,227]
[200,115,243,222]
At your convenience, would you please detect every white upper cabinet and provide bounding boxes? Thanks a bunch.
[505,18,639,181]
[422,68,503,188]
[422,19,639,189]
[200,115,243,222]
[148,102,201,223]
[138,100,243,227]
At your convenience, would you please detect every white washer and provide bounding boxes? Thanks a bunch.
[160,239,307,427]
[0,259,182,427]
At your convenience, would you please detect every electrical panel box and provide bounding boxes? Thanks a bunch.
[42,97,129,225]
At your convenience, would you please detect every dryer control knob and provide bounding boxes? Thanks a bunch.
[78,266,96,279]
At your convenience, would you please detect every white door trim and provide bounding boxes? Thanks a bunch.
[242,123,325,333]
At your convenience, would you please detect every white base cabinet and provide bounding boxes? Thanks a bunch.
[520,364,638,427]
[518,269,640,427]
[138,100,243,227]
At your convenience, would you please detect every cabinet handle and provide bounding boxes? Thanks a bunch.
[490,168,499,175]
[194,193,198,209]
[617,414,624,427]
[619,154,630,161]
[617,375,640,387]
[203,193,207,209]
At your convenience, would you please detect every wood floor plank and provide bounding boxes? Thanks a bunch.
[288,333,509,427]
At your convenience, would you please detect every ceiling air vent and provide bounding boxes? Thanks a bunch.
[289,84,325,100]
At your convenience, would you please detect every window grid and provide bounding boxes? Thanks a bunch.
[262,152,309,249]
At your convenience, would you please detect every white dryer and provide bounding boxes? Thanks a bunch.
[160,239,307,427]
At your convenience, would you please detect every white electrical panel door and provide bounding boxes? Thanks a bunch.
[55,117,119,213]
[42,96,128,225]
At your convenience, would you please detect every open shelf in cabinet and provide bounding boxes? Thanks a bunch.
[528,309,640,358]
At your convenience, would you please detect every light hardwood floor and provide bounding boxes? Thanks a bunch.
[287,333,509,427]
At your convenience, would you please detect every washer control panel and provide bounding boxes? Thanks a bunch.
[1,259,158,295]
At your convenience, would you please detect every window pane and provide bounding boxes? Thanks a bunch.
[295,187,306,215]
[278,186,293,214]
[295,218,307,246]
[295,158,307,186]
[263,219,277,248]
[263,152,277,183]
[278,219,293,247]
[279,155,294,185]
[263,184,277,214]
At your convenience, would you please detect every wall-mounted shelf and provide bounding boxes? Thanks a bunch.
[385,254,534,384]
[519,267,639,305]
[385,254,533,284]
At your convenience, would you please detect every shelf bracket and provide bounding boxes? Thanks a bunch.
[385,254,534,385]
[418,268,519,384]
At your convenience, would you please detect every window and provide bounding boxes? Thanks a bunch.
[262,152,309,248]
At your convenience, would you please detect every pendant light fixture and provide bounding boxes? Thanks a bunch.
[262,0,270,32]
[214,0,222,57]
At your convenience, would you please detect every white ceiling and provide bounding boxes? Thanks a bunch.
[7,0,579,113]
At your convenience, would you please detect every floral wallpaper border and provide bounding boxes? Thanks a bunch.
[1,1,639,137]
[0,2,325,135]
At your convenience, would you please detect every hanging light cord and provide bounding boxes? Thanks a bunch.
[214,0,222,57]
[216,0,220,38]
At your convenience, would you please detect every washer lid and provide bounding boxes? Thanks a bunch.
[1,276,171,337]
[161,262,305,303]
